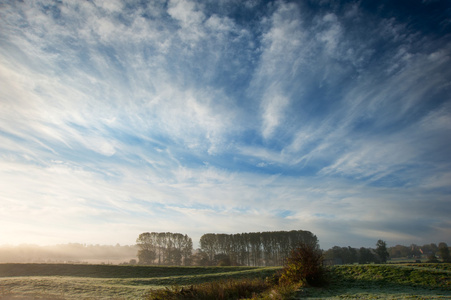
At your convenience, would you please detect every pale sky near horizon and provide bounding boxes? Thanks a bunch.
[1,0,450,250]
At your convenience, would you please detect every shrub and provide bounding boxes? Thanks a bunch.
[278,241,327,287]
[145,278,270,300]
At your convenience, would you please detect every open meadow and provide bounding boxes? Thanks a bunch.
[0,263,278,299]
[295,263,451,299]
[0,263,450,299]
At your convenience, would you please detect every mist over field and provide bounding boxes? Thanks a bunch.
[0,244,137,264]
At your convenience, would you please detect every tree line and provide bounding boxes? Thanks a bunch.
[199,230,318,266]
[136,230,318,266]
[136,231,451,266]
[323,240,389,265]
[323,241,450,264]
[388,242,450,262]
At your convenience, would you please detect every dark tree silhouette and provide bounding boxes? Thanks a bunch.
[376,239,389,263]
[438,242,451,262]
[136,232,193,265]
[199,230,318,266]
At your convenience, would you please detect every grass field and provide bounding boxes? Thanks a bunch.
[0,263,450,299]
[295,263,451,299]
[0,263,278,299]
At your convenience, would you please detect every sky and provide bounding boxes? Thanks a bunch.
[0,0,450,250]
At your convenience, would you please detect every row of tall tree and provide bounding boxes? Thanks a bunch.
[199,230,318,266]
[136,230,318,266]
[136,232,193,266]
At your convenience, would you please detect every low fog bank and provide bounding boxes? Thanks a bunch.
[0,243,138,264]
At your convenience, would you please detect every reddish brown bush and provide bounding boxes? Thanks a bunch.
[279,241,327,287]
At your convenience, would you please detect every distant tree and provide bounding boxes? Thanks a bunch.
[322,247,338,263]
[181,234,194,266]
[409,244,422,258]
[215,253,232,266]
[375,240,389,263]
[345,246,359,264]
[324,246,359,264]
[136,232,157,265]
[421,243,438,255]
[429,243,439,253]
[359,247,377,264]
[199,234,217,264]
[191,250,209,266]
[438,242,451,262]
[388,244,410,258]
[427,253,439,263]
[136,232,193,265]
[137,249,156,265]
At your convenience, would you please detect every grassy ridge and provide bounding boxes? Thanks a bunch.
[331,264,451,290]
[296,263,451,299]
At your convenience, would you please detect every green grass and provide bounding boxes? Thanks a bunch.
[1,263,450,299]
[294,263,451,299]
[0,263,279,299]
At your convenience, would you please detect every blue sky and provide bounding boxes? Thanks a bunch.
[0,0,450,249]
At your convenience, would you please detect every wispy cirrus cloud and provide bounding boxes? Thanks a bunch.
[0,0,450,249]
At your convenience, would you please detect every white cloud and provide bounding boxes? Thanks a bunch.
[0,0,450,249]
[249,2,306,139]
[93,0,123,13]
[168,0,205,27]
[205,14,233,32]
[256,2,305,77]
[168,0,206,43]
[317,13,342,55]
[261,90,290,139]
